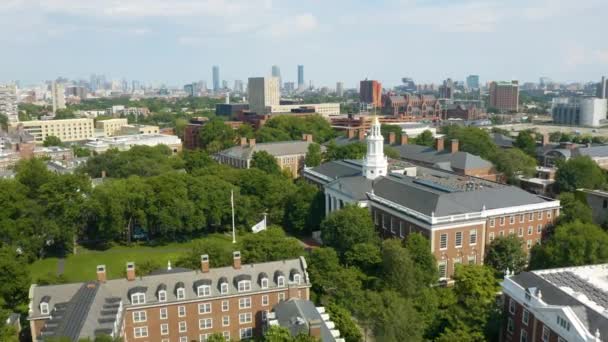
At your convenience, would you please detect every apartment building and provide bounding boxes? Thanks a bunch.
[0,84,19,123]
[501,264,608,342]
[359,80,382,107]
[489,81,520,112]
[28,252,311,341]
[95,118,128,137]
[248,77,280,114]
[15,118,95,143]
[269,103,340,117]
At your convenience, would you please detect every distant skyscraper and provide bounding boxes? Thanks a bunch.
[0,84,19,123]
[271,65,282,89]
[222,80,228,90]
[466,75,480,90]
[284,82,295,93]
[234,80,244,93]
[184,84,195,97]
[539,77,552,88]
[439,78,454,99]
[51,82,66,114]
[212,66,220,92]
[489,81,519,112]
[248,77,280,114]
[597,76,607,99]
[359,80,382,107]
[297,65,304,88]
[336,82,344,97]
[131,80,140,92]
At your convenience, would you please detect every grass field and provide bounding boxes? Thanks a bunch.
[28,234,234,283]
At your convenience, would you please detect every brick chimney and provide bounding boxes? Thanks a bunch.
[401,134,409,145]
[388,132,396,145]
[201,254,209,273]
[451,139,459,154]
[126,262,136,281]
[96,265,107,283]
[233,251,241,269]
[240,137,247,146]
[302,134,313,143]
[542,133,550,146]
[358,129,366,141]
[435,137,445,152]
[347,129,356,139]
[308,319,322,339]
[248,138,256,147]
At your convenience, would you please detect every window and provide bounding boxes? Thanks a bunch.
[399,222,405,238]
[440,233,448,250]
[468,255,476,265]
[490,218,495,227]
[455,232,463,247]
[510,216,515,224]
[261,277,269,289]
[527,240,532,249]
[293,274,301,284]
[177,287,186,300]
[198,285,211,297]
[199,318,213,330]
[537,224,542,233]
[509,229,514,235]
[238,280,252,292]
[278,292,286,302]
[132,311,147,323]
[131,293,146,305]
[500,217,505,226]
[240,327,253,339]
[520,329,528,342]
[222,300,229,312]
[40,303,49,315]
[390,217,395,233]
[470,230,477,245]
[179,321,187,333]
[221,282,229,294]
[522,309,529,325]
[529,213,534,221]
[519,214,525,223]
[160,307,168,320]
[277,276,286,287]
[528,226,533,235]
[557,316,570,331]
[499,230,504,237]
[178,305,186,317]
[438,261,447,278]
[538,211,543,220]
[180,336,187,342]
[223,331,230,339]
[239,312,253,324]
[374,211,379,224]
[198,303,212,314]
[382,214,387,229]
[518,227,524,237]
[134,326,148,338]
[160,323,169,335]
[507,318,514,334]
[542,326,550,342]
[262,295,269,306]
[453,257,462,271]
[509,298,516,314]
[547,210,552,218]
[239,297,252,309]
[489,232,495,242]
[223,316,230,327]
[158,290,167,302]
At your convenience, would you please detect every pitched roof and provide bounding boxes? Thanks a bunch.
[272,299,338,342]
[218,140,315,160]
[390,144,493,170]
[327,176,373,201]
[307,160,362,180]
[491,133,515,148]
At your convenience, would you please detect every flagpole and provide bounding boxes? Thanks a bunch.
[231,189,236,244]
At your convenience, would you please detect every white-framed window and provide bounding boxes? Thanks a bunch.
[158,290,167,302]
[131,293,146,305]
[40,303,49,315]
[198,285,211,297]
[199,334,210,342]
[198,303,212,314]
[239,297,252,309]
[537,224,542,234]
[261,277,269,289]
[177,287,186,300]
[529,213,534,221]
[500,217,505,226]
[520,329,528,342]
[468,255,476,265]
[293,274,301,284]
[557,316,570,331]
[239,312,253,324]
[262,295,269,306]
[510,216,515,224]
[399,222,405,238]
[469,230,477,245]
[455,232,463,248]
[547,210,552,219]
[439,233,448,250]
[221,282,229,295]
[199,318,213,330]
[490,218,495,227]
[528,226,533,235]
[223,331,230,339]
[238,280,252,292]
[518,227,523,237]
[180,336,187,342]
[489,232,495,242]
[438,261,447,278]
[374,210,380,224]
[542,326,550,342]
[382,214,387,229]
[390,217,395,233]
[507,317,514,333]
[240,327,253,339]
[134,326,148,338]
[160,323,169,335]
[453,257,462,272]
[132,311,147,323]
[522,309,529,325]
[278,292,286,302]
[221,300,229,312]
[509,228,515,235]
[509,298,516,314]
[519,214,525,223]
[160,307,168,320]
[277,276,286,287]
[499,230,505,237]
[179,321,187,333]
[538,211,543,220]
[223,316,230,327]
[178,305,186,317]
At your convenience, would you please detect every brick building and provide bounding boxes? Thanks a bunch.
[489,81,520,112]
[28,252,311,341]
[183,117,210,150]
[382,94,441,120]
[501,264,608,342]
[359,80,382,107]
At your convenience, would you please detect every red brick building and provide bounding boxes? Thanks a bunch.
[489,81,520,112]
[360,80,382,107]
[382,94,441,120]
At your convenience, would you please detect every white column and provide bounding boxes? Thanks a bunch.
[325,193,330,215]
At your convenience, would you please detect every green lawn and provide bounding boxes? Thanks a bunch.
[29,234,234,283]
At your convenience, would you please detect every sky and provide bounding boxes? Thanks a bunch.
[1,0,607,88]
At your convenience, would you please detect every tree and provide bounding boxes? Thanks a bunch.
[304,143,323,167]
[492,148,537,183]
[344,242,381,273]
[381,124,402,143]
[555,156,606,193]
[174,118,188,139]
[0,114,7,131]
[381,239,418,297]
[43,135,63,147]
[369,291,425,342]
[384,146,400,159]
[405,233,438,285]
[239,227,304,264]
[263,326,293,341]
[15,158,56,197]
[325,141,366,161]
[484,235,527,276]
[182,149,215,172]
[529,221,608,269]
[558,192,593,224]
[320,206,379,256]
[326,303,363,342]
[306,248,365,304]
[199,118,236,153]
[413,130,434,146]
[440,125,497,160]
[206,333,227,342]
[283,182,323,235]
[0,247,30,309]
[514,130,537,156]
[251,151,282,175]
[435,325,486,342]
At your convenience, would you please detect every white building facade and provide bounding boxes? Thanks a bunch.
[247,77,280,114]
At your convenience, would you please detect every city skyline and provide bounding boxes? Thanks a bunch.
[1,0,607,86]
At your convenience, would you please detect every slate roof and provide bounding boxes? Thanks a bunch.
[510,269,608,339]
[573,145,608,158]
[327,176,373,201]
[273,299,337,342]
[308,160,362,180]
[30,257,310,340]
[491,133,515,148]
[218,140,315,160]
[390,144,493,171]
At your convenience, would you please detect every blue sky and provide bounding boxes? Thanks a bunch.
[1,0,607,88]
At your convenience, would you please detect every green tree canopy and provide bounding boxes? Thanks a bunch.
[325,141,367,161]
[513,130,537,156]
[555,156,606,193]
[558,192,593,224]
[283,181,324,235]
[320,206,379,256]
[492,148,537,183]
[412,130,435,147]
[484,235,528,276]
[199,118,236,153]
[305,143,323,167]
[251,150,282,175]
[405,233,438,286]
[43,135,63,147]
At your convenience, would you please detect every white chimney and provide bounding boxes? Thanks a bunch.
[225,92,230,104]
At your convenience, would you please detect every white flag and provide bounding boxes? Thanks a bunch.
[251,216,267,233]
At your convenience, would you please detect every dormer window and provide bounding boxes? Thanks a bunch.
[221,283,229,295]
[293,274,301,284]
[261,278,269,289]
[131,293,146,305]
[177,288,186,300]
[198,285,211,297]
[158,290,167,302]
[238,280,251,292]
[277,276,285,287]
[40,303,50,315]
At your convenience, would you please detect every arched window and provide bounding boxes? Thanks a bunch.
[40,303,50,315]
[277,276,286,287]
[293,274,301,284]
[177,287,186,300]
[261,278,269,289]
[221,282,229,295]
[158,290,167,302]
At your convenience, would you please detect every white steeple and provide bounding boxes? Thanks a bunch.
[362,115,388,180]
